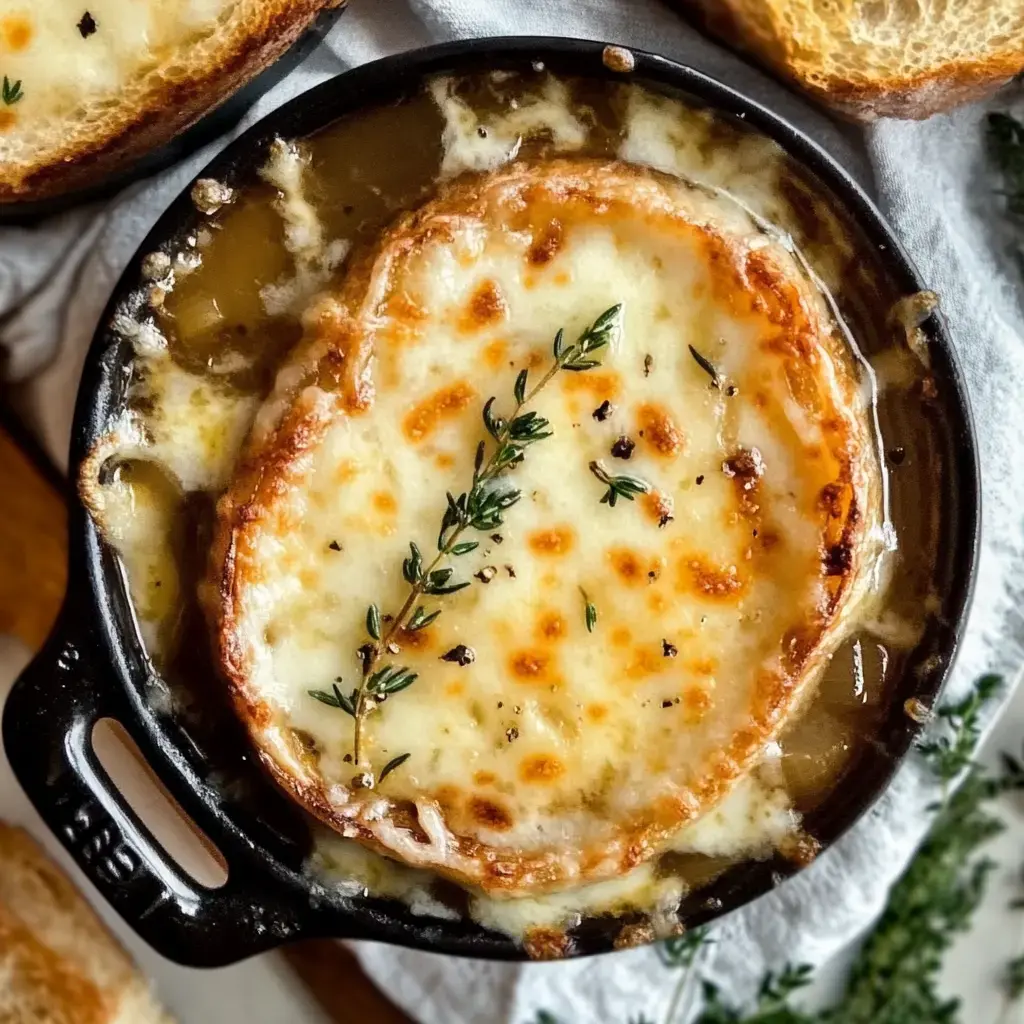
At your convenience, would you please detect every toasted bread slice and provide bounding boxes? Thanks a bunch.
[0,0,344,204]
[0,825,172,1024]
[674,0,1024,120]
[207,155,879,895]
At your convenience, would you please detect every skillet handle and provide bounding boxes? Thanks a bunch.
[2,605,314,967]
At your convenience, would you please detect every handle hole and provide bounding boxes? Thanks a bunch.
[92,718,228,888]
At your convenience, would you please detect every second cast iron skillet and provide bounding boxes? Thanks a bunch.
[2,38,979,966]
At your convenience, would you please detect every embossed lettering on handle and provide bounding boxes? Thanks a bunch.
[4,608,323,966]
[56,793,140,886]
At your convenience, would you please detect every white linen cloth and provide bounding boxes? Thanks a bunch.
[1,2,1022,1021]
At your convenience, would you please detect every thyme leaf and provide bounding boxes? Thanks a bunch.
[316,306,623,778]
[580,587,597,633]
[1,76,22,105]
[407,605,441,631]
[377,752,411,783]
[688,344,721,388]
[307,682,357,717]
[365,664,418,696]
[589,459,650,506]
[366,604,381,641]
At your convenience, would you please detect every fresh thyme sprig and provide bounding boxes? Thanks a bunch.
[698,964,814,1023]
[917,673,1001,788]
[659,929,715,1024]
[1,76,22,105]
[310,305,623,781]
[659,928,712,969]
[589,459,650,506]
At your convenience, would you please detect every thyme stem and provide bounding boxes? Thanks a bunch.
[345,305,623,773]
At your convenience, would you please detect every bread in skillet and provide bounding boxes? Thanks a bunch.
[207,156,881,896]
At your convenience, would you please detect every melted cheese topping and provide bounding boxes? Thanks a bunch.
[312,772,792,938]
[215,156,877,894]
[430,75,587,178]
[0,1,230,140]
[618,88,788,225]
[82,75,893,938]
[257,139,350,316]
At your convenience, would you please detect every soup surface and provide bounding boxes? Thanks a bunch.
[82,64,945,954]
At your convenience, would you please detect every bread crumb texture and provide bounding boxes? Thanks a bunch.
[0,824,173,1023]
[673,0,1024,120]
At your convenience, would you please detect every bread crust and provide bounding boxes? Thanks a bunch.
[674,0,1024,121]
[0,0,344,204]
[811,61,1021,122]
[205,158,880,896]
[0,825,171,1023]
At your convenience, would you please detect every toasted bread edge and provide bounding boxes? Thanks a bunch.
[673,0,1024,121]
[0,0,343,204]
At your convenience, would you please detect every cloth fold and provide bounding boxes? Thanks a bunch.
[1,2,1022,1022]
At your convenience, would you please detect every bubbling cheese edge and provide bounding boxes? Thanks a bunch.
[311,772,794,937]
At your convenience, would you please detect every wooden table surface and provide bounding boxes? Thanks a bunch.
[0,422,411,1024]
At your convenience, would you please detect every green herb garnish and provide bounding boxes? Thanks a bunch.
[688,344,721,388]
[917,672,1001,789]
[308,681,357,716]
[310,306,623,781]
[699,964,814,1023]
[580,587,597,633]
[377,752,411,783]
[659,928,712,968]
[589,460,650,506]
[1,76,22,105]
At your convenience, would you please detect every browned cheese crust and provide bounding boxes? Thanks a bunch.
[206,158,876,894]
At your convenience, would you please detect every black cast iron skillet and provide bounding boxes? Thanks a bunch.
[2,38,980,967]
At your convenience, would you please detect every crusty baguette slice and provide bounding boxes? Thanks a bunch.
[0,825,173,1024]
[673,0,1024,121]
[0,0,344,205]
